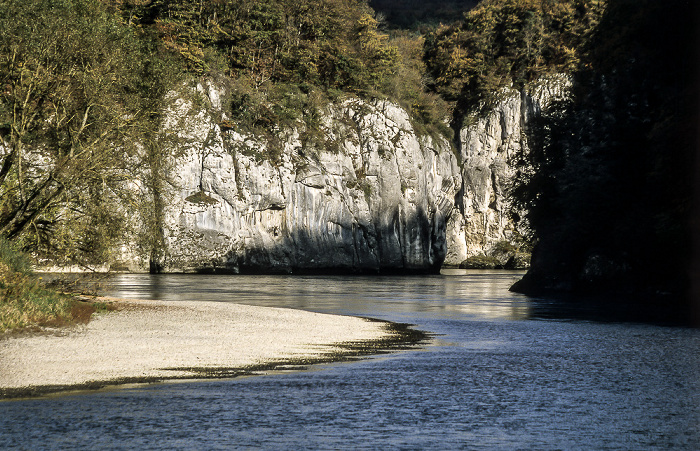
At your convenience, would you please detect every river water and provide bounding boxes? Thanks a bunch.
[1,270,698,449]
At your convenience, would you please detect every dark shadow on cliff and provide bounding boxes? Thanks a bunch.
[169,206,448,276]
[510,0,700,326]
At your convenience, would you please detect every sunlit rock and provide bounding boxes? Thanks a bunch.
[117,77,569,274]
[148,85,460,273]
[444,75,571,267]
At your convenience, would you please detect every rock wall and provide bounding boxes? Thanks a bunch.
[444,75,571,266]
[117,77,569,273]
[148,84,460,273]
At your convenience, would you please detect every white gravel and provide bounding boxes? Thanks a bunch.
[0,299,390,391]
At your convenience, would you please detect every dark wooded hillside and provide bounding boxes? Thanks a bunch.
[510,0,699,322]
[369,0,479,29]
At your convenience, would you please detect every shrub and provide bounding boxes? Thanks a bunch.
[459,254,501,269]
[0,238,74,332]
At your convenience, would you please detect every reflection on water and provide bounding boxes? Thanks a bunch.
[101,269,533,322]
[1,270,698,449]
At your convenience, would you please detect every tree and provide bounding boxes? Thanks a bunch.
[0,0,173,264]
[124,0,398,93]
[423,0,605,110]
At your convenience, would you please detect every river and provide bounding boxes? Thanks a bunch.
[1,270,698,449]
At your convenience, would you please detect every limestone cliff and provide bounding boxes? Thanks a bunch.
[117,77,568,274]
[143,84,460,273]
[444,75,571,267]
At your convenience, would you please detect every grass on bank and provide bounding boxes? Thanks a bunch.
[0,239,105,333]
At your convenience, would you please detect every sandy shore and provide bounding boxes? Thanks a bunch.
[0,299,400,398]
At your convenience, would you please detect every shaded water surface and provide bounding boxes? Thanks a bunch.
[1,270,698,449]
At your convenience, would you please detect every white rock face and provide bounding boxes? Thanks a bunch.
[149,85,460,273]
[117,77,569,273]
[443,75,571,266]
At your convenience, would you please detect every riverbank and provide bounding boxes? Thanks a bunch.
[0,298,423,399]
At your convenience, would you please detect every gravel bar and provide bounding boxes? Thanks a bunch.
[0,299,397,398]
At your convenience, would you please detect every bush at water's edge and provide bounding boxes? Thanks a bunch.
[0,239,102,332]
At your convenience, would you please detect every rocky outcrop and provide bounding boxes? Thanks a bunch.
[444,75,571,267]
[139,85,460,273]
[115,76,569,274]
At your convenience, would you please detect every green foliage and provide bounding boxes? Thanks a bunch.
[458,238,531,269]
[382,31,453,139]
[0,238,72,331]
[222,78,329,165]
[114,0,455,151]
[493,240,518,255]
[114,0,458,164]
[122,0,399,93]
[459,254,501,269]
[423,0,605,111]
[0,0,178,265]
[0,277,74,332]
[185,190,218,206]
[227,80,313,132]
[0,238,31,276]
